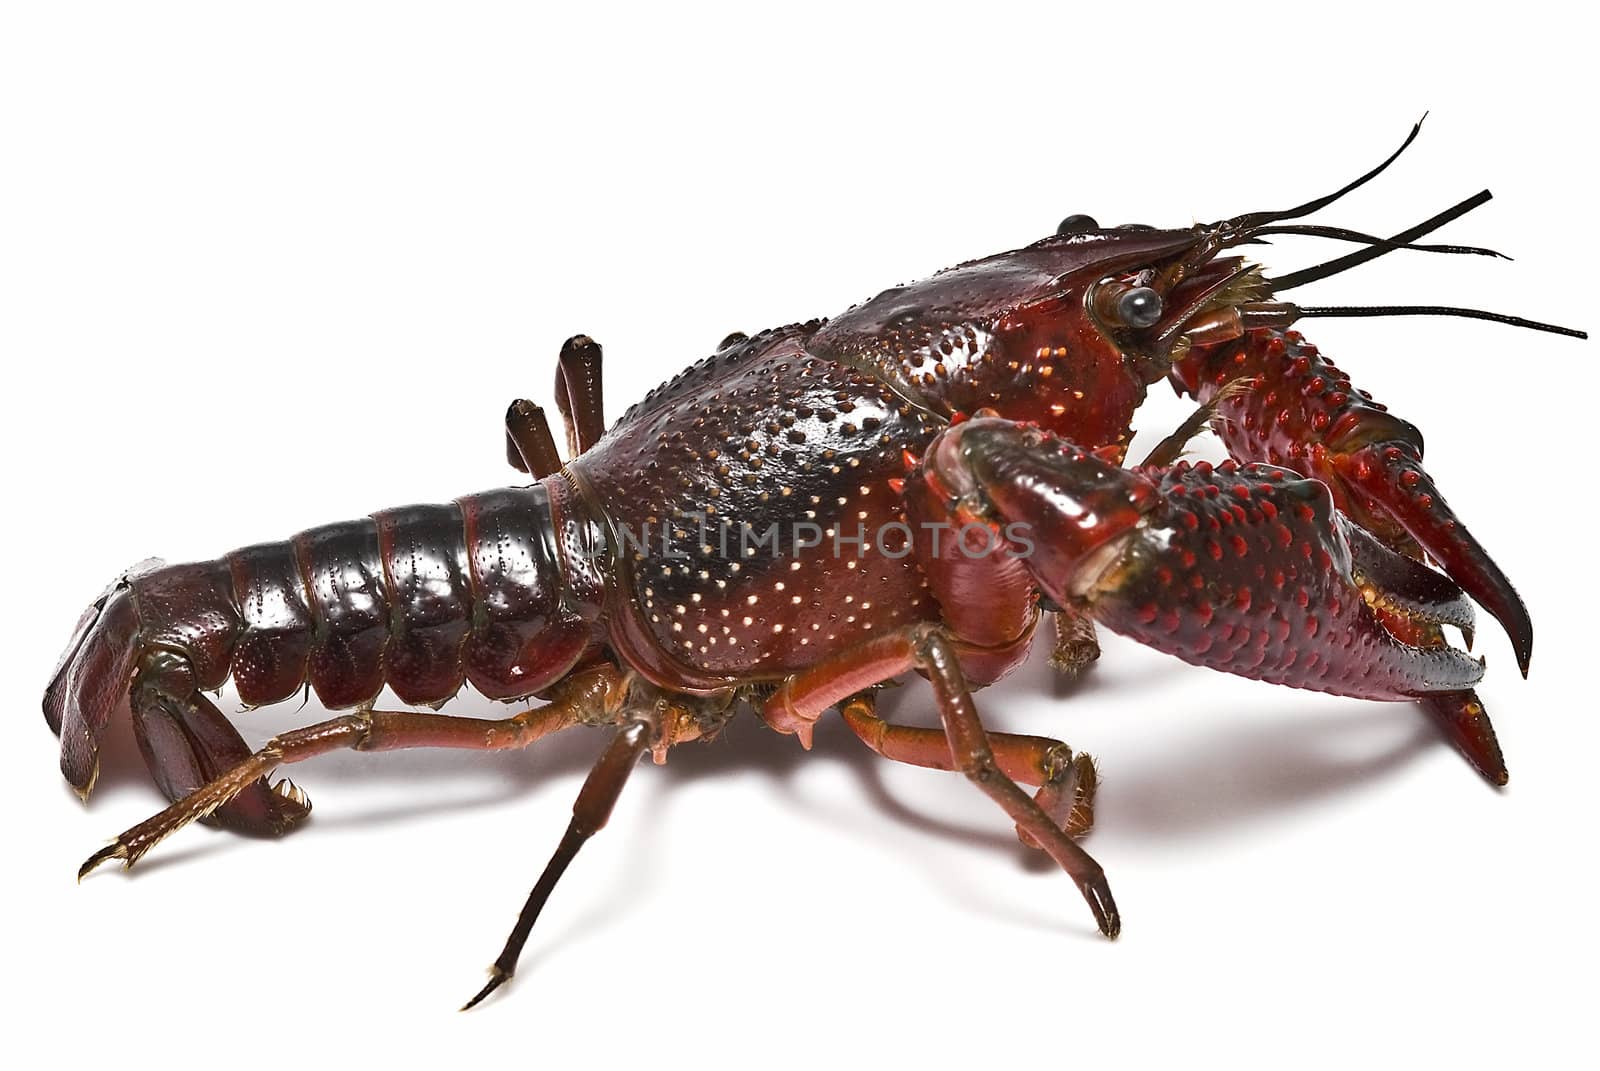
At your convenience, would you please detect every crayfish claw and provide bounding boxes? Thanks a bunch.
[1334,442,1532,677]
[1419,689,1508,787]
[1172,328,1535,677]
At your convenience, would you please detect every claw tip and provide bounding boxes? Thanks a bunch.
[461,967,508,1012]
[77,843,120,882]
[1085,884,1121,940]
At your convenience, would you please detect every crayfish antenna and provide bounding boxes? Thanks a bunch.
[1268,189,1493,290]
[1230,115,1428,230]
[1293,304,1586,339]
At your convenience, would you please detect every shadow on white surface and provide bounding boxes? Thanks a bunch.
[73,658,1446,871]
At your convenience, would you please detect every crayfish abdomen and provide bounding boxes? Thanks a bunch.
[45,480,606,833]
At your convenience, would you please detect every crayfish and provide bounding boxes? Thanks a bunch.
[46,121,1584,1007]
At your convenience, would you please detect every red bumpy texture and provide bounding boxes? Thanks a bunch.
[1171,328,1531,676]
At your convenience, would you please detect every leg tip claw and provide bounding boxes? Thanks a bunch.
[1083,880,1121,939]
[461,967,510,1012]
[77,842,126,882]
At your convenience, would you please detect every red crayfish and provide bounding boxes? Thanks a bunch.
[46,122,1585,1008]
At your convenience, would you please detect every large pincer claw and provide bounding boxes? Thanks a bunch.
[1345,523,1507,785]
[1328,415,1532,677]
[1419,689,1508,787]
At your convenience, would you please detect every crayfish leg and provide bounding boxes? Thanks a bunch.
[463,718,650,1011]
[554,334,606,456]
[762,624,1120,939]
[78,668,614,880]
[505,399,564,477]
[840,692,1098,843]
[507,334,609,476]
[1049,607,1101,677]
[130,653,312,837]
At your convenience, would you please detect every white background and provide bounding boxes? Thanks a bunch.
[2,4,1592,1068]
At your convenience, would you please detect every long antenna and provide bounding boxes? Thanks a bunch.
[1230,117,1427,230]
[1296,304,1586,339]
[1251,223,1507,260]
[1270,189,1493,291]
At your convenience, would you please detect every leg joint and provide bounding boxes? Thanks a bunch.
[131,647,197,703]
[271,711,374,753]
[905,622,948,664]
[959,753,1001,785]
[1040,742,1076,785]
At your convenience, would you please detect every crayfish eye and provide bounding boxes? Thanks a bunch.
[1115,286,1163,329]
[1056,214,1099,236]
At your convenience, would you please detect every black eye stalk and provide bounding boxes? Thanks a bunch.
[1056,214,1099,236]
[1116,287,1163,329]
[1092,280,1166,332]
[1056,215,1158,237]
